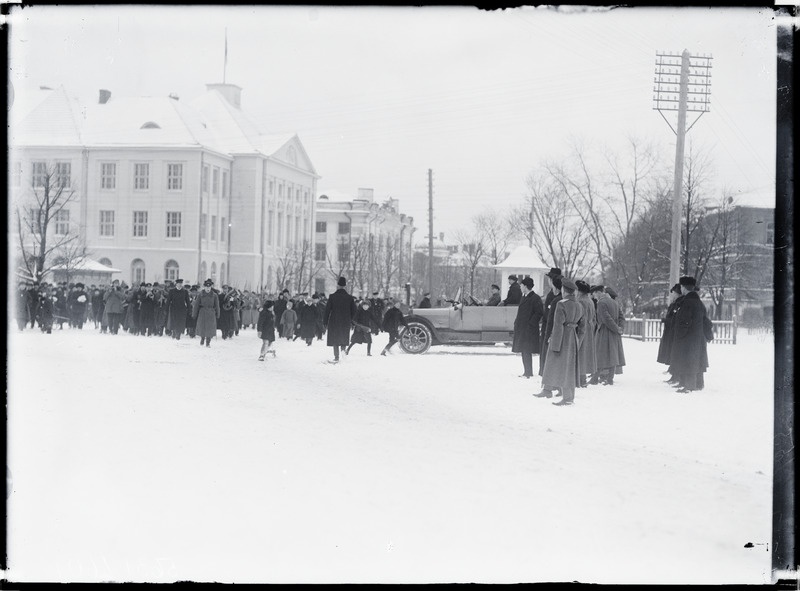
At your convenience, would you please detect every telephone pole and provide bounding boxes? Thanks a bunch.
[428,169,434,297]
[653,49,712,290]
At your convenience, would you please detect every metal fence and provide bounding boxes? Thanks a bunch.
[621,314,737,344]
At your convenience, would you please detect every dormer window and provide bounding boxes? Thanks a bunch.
[140,122,161,129]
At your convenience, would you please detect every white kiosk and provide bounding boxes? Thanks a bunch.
[493,245,550,300]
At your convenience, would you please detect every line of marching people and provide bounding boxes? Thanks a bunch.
[510,268,626,407]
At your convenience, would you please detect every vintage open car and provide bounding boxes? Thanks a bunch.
[399,288,517,354]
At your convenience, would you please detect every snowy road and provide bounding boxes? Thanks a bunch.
[6,327,774,583]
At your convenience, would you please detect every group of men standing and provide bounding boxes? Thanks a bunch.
[509,268,627,406]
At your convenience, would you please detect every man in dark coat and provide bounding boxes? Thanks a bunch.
[593,285,625,385]
[274,290,290,327]
[669,276,711,393]
[511,277,544,378]
[657,283,684,382]
[501,275,522,306]
[369,291,385,328]
[486,284,501,307]
[313,293,326,340]
[166,278,191,339]
[323,276,357,363]
[380,298,409,355]
[418,292,432,309]
[16,282,31,331]
[70,283,89,329]
[297,294,319,346]
[538,274,563,379]
[27,281,41,328]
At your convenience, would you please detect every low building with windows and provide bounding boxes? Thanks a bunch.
[9,83,318,289]
[313,188,415,297]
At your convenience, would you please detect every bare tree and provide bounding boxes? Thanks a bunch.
[15,161,81,281]
[275,248,296,294]
[681,142,715,277]
[453,229,487,297]
[474,209,513,265]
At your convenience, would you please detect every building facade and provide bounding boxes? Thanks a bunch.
[314,188,415,297]
[9,83,318,290]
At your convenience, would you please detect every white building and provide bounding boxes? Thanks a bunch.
[9,83,319,289]
[314,188,416,297]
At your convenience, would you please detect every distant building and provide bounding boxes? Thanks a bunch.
[9,83,318,289]
[314,188,416,297]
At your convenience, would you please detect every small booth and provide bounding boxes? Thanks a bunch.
[493,245,550,299]
[49,257,121,286]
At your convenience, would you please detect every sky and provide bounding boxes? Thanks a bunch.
[6,5,778,242]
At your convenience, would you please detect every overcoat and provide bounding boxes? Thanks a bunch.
[257,307,276,342]
[274,297,288,326]
[193,290,220,339]
[512,290,544,354]
[298,302,319,339]
[656,295,684,365]
[104,289,126,315]
[577,293,598,375]
[595,293,625,370]
[350,307,379,345]
[486,292,501,307]
[139,292,156,332]
[166,287,191,333]
[502,282,522,306]
[538,291,562,375]
[542,296,585,395]
[324,287,357,346]
[382,307,408,337]
[218,291,236,333]
[668,290,709,377]
[280,308,298,338]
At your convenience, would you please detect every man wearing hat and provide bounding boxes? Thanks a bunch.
[501,275,521,306]
[668,276,711,393]
[593,285,625,385]
[575,280,597,387]
[486,284,501,307]
[166,279,191,340]
[193,279,221,347]
[418,292,432,309]
[323,276,357,363]
[657,283,684,382]
[16,281,31,331]
[538,275,563,378]
[536,278,585,405]
[69,283,88,330]
[369,291,385,327]
[512,276,544,378]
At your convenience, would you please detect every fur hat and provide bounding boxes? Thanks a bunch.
[590,285,605,294]
[575,280,591,294]
[670,283,682,295]
[175,278,184,284]
[337,276,347,287]
[203,279,214,287]
[679,276,697,287]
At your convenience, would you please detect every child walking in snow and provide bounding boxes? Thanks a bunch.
[257,300,277,361]
[280,300,297,340]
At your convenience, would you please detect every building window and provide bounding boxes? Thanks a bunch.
[766,221,774,245]
[295,217,301,248]
[134,163,149,190]
[12,161,21,187]
[32,161,48,188]
[267,211,274,245]
[101,162,116,189]
[316,221,327,233]
[222,170,229,198]
[167,163,183,191]
[54,209,70,235]
[338,243,350,262]
[212,168,219,196]
[133,211,148,238]
[269,180,274,195]
[338,222,350,235]
[164,260,179,281]
[55,162,71,188]
[131,259,146,285]
[99,210,115,237]
[277,214,283,247]
[278,185,283,198]
[210,262,217,282]
[200,213,207,240]
[202,165,209,193]
[315,243,327,262]
[211,215,217,242]
[98,257,113,268]
[166,211,182,238]
[220,217,226,242]
[288,187,293,200]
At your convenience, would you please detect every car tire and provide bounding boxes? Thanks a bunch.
[399,321,433,354]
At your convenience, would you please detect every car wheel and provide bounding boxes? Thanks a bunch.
[399,321,433,354]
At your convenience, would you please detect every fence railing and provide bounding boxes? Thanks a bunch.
[621,314,737,344]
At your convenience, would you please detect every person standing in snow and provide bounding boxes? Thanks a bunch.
[380,298,408,355]
[280,300,298,340]
[193,279,221,347]
[257,300,277,360]
[535,278,585,406]
[70,283,89,329]
[297,294,319,346]
[346,299,380,356]
[657,283,684,384]
[668,276,712,393]
[593,285,625,385]
[166,278,191,340]
[323,276,357,364]
[575,280,597,388]
[538,274,563,380]
[511,276,544,379]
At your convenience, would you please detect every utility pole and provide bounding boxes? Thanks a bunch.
[653,49,712,291]
[428,169,434,297]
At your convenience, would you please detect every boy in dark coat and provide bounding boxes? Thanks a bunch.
[257,300,277,360]
[380,298,409,355]
[511,277,544,378]
[346,300,380,356]
[323,277,357,363]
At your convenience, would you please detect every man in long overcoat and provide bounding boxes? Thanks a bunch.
[657,283,683,382]
[575,280,597,387]
[536,278,585,405]
[166,279,191,340]
[298,294,319,346]
[323,276,357,363]
[594,286,625,385]
[538,274,563,378]
[668,276,710,393]
[511,277,544,378]
[193,279,221,347]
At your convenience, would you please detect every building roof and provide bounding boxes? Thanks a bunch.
[494,245,549,270]
[11,85,84,147]
[50,257,121,273]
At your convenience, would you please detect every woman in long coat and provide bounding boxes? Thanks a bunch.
[575,281,597,386]
[511,277,544,378]
[541,279,585,405]
[594,287,625,384]
[193,280,221,347]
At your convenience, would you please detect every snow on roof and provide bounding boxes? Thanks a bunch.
[317,189,354,202]
[50,258,121,273]
[189,89,266,154]
[494,245,549,270]
[11,85,84,147]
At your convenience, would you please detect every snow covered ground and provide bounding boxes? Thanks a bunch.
[5,325,775,584]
